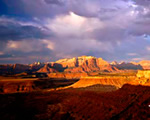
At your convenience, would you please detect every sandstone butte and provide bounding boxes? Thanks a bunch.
[1,70,150,93]
[138,60,150,69]
[38,64,58,73]
[27,56,119,75]
[136,70,150,85]
[53,69,150,91]
[1,56,150,75]
[55,56,118,73]
[31,56,150,73]
[55,74,150,91]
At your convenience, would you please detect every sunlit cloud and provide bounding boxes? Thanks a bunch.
[42,40,55,50]
[0,0,150,63]
[6,40,49,53]
[46,12,104,37]
[127,53,138,56]
[146,46,150,51]
[0,52,4,55]
[131,57,144,61]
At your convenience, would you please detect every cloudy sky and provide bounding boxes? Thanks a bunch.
[0,0,150,64]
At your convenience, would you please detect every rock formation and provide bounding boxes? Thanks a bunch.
[137,70,150,79]
[112,62,143,70]
[55,56,118,73]
[38,64,58,73]
[138,60,150,69]
[114,60,150,70]
[67,76,128,88]
[110,61,118,65]
[3,56,150,76]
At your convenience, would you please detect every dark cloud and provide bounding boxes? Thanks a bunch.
[91,27,126,44]
[1,0,150,63]
[44,0,64,5]
[0,17,51,41]
[0,54,13,58]
[132,0,150,7]
[128,22,150,36]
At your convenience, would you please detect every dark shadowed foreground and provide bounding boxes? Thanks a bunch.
[0,84,149,120]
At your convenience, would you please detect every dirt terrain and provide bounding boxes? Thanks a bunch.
[0,84,149,120]
[0,70,149,120]
[0,76,78,93]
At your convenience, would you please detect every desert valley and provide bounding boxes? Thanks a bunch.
[0,56,150,120]
[1,0,150,119]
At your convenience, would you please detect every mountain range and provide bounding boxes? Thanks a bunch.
[0,56,150,75]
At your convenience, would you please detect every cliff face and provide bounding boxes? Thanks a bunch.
[38,64,58,73]
[48,73,88,79]
[55,56,118,73]
[0,56,119,75]
[136,70,150,84]
[56,57,77,68]
[2,56,150,75]
[5,56,150,75]
[66,76,133,89]
[138,60,150,69]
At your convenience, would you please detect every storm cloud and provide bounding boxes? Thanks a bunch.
[0,0,150,63]
[0,17,51,41]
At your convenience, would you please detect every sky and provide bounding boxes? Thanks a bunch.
[0,0,150,64]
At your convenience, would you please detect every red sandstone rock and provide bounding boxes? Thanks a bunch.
[38,64,57,73]
[55,56,117,73]
[138,60,150,69]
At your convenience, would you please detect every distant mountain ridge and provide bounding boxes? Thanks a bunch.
[111,60,150,70]
[110,61,143,70]
[1,56,150,75]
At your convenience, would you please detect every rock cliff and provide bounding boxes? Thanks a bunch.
[55,56,118,73]
[4,56,150,75]
[38,64,58,73]
[138,60,150,69]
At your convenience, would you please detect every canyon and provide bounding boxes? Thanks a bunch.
[0,56,150,120]
[1,56,150,94]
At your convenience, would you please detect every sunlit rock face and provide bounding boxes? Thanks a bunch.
[97,58,116,71]
[0,56,119,75]
[76,56,99,72]
[56,56,118,73]
[56,57,78,68]
[68,76,127,88]
[48,73,88,79]
[136,70,150,79]
[138,60,150,69]
[110,61,118,65]
[3,56,150,75]
[136,70,150,85]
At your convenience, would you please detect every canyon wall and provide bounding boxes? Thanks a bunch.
[136,70,150,79]
[2,56,150,75]
[0,56,119,75]
[66,76,136,89]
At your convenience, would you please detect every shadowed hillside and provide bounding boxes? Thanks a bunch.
[0,84,149,120]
